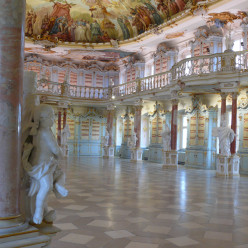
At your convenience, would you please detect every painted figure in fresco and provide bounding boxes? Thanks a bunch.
[156,0,170,18]
[117,18,130,40]
[26,10,37,36]
[90,20,102,42]
[212,118,235,157]
[168,0,179,16]
[175,0,186,11]
[50,16,64,34]
[130,8,147,34]
[161,123,171,151]
[75,22,87,42]
[101,18,117,40]
[86,21,92,42]
[50,2,72,22]
[144,3,163,25]
[22,104,68,224]
[124,17,134,38]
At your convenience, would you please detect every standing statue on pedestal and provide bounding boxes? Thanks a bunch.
[128,132,138,149]
[103,130,109,147]
[212,119,235,157]
[22,104,68,224]
[61,124,71,156]
[161,123,171,151]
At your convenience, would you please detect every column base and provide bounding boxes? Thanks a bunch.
[162,151,178,170]
[0,224,50,248]
[130,148,143,162]
[216,154,240,177]
[103,146,115,158]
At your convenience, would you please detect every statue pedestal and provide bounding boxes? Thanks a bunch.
[131,148,143,162]
[162,151,178,169]
[216,154,240,177]
[103,146,115,158]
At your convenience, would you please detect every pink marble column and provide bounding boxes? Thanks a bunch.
[107,104,115,146]
[0,0,25,219]
[57,110,62,146]
[134,105,143,148]
[231,92,238,154]
[171,99,178,151]
[220,93,227,117]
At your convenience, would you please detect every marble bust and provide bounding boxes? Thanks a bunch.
[22,104,68,224]
[161,123,171,151]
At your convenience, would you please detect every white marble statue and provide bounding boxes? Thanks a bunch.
[103,130,109,147]
[22,104,68,224]
[225,31,234,51]
[128,132,138,149]
[161,123,171,151]
[212,118,235,157]
[61,124,71,156]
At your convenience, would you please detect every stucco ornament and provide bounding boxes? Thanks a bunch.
[61,124,71,156]
[128,132,138,149]
[212,118,235,157]
[22,104,68,224]
[162,123,171,151]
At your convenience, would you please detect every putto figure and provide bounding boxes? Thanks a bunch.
[103,130,109,147]
[128,132,138,149]
[22,104,68,224]
[61,124,71,156]
[212,118,235,157]
[161,123,171,151]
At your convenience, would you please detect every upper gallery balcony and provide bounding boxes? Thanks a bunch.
[36,50,248,103]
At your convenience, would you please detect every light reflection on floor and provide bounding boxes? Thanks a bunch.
[50,157,248,248]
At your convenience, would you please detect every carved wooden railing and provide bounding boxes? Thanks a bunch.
[37,79,110,100]
[37,50,248,101]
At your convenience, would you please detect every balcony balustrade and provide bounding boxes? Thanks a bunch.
[36,50,248,101]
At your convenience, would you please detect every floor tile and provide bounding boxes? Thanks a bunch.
[166,236,199,246]
[105,230,135,239]
[125,241,159,248]
[59,233,94,245]
[204,231,232,241]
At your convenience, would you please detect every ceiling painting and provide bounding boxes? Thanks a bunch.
[26,0,206,44]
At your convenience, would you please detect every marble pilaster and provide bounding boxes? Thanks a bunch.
[131,100,143,162]
[0,2,51,246]
[163,99,178,169]
[0,0,25,228]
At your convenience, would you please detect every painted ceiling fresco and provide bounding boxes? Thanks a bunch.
[26,0,205,44]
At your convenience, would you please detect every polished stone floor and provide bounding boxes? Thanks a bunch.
[50,157,248,248]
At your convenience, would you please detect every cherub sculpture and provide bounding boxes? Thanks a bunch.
[128,132,138,149]
[22,104,68,224]
[161,123,171,151]
[212,118,235,157]
[103,130,109,147]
